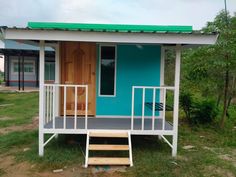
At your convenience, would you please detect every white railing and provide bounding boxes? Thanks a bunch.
[131,86,175,131]
[43,84,88,130]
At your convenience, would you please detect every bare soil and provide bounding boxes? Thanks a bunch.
[0,116,38,135]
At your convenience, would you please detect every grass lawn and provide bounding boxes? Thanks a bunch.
[0,92,39,127]
[0,92,235,176]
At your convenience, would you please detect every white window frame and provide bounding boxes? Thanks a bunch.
[98,44,117,97]
[11,59,35,76]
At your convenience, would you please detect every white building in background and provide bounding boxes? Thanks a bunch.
[0,55,4,72]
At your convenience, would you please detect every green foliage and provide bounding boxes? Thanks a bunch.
[180,91,193,121]
[180,91,219,125]
[191,100,219,124]
[182,10,236,126]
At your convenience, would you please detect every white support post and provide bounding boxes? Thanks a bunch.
[39,40,45,156]
[159,46,165,140]
[55,43,60,117]
[85,131,90,168]
[128,131,133,167]
[172,44,181,157]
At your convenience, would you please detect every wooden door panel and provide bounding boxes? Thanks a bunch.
[60,42,96,116]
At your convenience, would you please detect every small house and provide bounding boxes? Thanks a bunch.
[0,22,218,166]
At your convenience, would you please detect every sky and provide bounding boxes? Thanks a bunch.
[0,0,236,30]
[0,0,236,71]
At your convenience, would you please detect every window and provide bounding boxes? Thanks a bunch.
[13,62,34,73]
[45,62,55,81]
[99,45,116,96]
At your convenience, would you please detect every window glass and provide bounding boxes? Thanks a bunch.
[13,62,34,73]
[100,46,116,96]
[45,62,55,80]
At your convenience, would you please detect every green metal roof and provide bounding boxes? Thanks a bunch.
[28,22,193,33]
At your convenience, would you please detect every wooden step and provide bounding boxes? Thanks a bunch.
[89,144,129,151]
[88,157,130,165]
[89,131,128,138]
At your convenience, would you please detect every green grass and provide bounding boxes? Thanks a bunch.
[0,92,39,127]
[0,92,235,176]
[0,130,37,154]
[16,134,85,170]
[1,126,232,176]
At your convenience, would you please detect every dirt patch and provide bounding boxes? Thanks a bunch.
[218,154,236,168]
[205,165,235,177]
[0,117,13,121]
[0,116,38,135]
[0,155,32,177]
[0,155,90,177]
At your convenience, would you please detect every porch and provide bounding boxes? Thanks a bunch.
[42,84,175,135]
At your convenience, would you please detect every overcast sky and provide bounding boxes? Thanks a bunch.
[0,0,236,30]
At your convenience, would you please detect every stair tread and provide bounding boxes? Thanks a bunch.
[89,144,129,151]
[89,131,128,138]
[88,157,130,165]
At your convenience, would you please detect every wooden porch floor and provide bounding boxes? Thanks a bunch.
[44,117,173,131]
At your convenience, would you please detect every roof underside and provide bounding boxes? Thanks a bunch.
[28,22,193,33]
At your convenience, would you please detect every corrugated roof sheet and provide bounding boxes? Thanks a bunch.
[28,22,193,33]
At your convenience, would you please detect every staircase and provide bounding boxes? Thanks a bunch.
[85,131,133,167]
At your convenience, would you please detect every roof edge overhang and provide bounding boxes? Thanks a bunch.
[1,28,218,45]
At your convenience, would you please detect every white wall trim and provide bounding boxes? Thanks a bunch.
[3,29,218,45]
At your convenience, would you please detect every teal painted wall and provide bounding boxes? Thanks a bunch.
[96,44,161,116]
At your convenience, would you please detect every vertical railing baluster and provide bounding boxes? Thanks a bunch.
[142,88,145,131]
[85,86,88,130]
[63,86,67,129]
[52,85,56,129]
[43,85,46,126]
[46,86,49,124]
[162,88,166,130]
[131,86,135,130]
[48,85,52,121]
[74,86,78,129]
[152,88,156,131]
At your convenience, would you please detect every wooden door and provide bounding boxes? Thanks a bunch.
[60,42,96,116]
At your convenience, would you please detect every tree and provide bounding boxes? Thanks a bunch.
[182,10,236,128]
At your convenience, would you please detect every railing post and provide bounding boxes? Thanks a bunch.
[74,86,78,129]
[46,86,49,124]
[85,86,88,130]
[49,86,52,125]
[52,85,56,129]
[131,86,135,130]
[63,86,67,129]
[142,88,145,131]
[162,88,166,130]
[152,88,156,131]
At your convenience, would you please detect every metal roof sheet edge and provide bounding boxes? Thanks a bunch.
[27,22,193,33]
